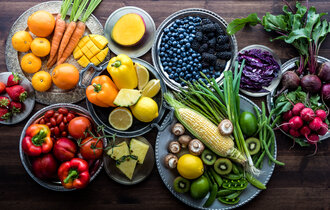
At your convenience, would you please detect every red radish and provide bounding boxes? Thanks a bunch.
[281,123,290,132]
[6,85,27,102]
[0,96,10,108]
[0,107,11,121]
[0,82,5,94]
[315,109,327,121]
[10,101,23,114]
[282,110,293,121]
[292,103,305,116]
[306,133,319,156]
[289,128,301,137]
[289,116,304,129]
[300,108,315,122]
[317,122,328,136]
[7,73,21,87]
[300,126,311,138]
[309,117,323,131]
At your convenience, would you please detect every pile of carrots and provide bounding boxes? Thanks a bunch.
[47,0,102,69]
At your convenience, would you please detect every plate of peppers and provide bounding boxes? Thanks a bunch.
[19,103,109,191]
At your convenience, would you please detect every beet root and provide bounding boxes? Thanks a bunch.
[301,75,322,93]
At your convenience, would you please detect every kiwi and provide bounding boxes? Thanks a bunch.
[173,176,190,193]
[245,137,261,155]
[201,149,216,165]
[214,158,232,175]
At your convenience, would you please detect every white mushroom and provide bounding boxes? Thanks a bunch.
[168,141,181,154]
[178,135,192,148]
[188,139,205,156]
[164,154,178,169]
[218,119,233,136]
[172,123,185,136]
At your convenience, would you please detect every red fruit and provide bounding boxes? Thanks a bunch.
[6,85,27,102]
[300,108,315,122]
[0,82,5,94]
[280,122,290,132]
[53,137,77,162]
[309,117,323,131]
[10,101,23,114]
[289,128,301,137]
[317,122,329,136]
[32,153,58,179]
[58,107,69,115]
[7,73,21,87]
[315,110,327,121]
[0,107,11,121]
[0,96,10,108]
[282,110,293,121]
[68,117,91,139]
[292,103,305,116]
[80,137,103,160]
[289,116,303,129]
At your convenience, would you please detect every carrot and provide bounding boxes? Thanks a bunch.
[47,0,72,69]
[57,0,102,65]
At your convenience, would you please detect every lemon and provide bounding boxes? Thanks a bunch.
[142,79,161,98]
[135,63,149,90]
[177,154,204,179]
[130,97,159,122]
[108,107,133,130]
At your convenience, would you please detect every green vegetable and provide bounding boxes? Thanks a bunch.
[216,189,236,197]
[246,173,266,190]
[225,190,242,199]
[218,196,240,205]
[222,178,248,190]
[223,173,243,180]
[232,164,241,175]
[210,168,223,187]
[239,111,258,137]
[203,183,218,207]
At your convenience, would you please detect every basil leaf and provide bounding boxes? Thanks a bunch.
[226,13,261,35]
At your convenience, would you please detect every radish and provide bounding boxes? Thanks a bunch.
[306,133,319,156]
[282,110,293,121]
[315,109,327,121]
[309,117,323,131]
[281,123,290,133]
[300,108,315,122]
[292,103,305,116]
[300,126,311,138]
[317,122,329,136]
[289,116,304,129]
[289,128,301,137]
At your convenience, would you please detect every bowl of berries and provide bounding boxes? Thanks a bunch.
[152,8,237,91]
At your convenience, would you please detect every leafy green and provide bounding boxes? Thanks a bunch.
[226,13,261,35]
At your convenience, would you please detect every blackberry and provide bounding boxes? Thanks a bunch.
[214,23,225,35]
[215,43,231,51]
[202,52,217,65]
[201,61,210,68]
[206,32,215,38]
[201,18,213,25]
[191,41,201,51]
[202,24,216,33]
[198,43,208,53]
[216,51,232,60]
[208,38,217,48]
[195,31,203,42]
[202,35,209,43]
[217,35,229,44]
[208,48,216,54]
[215,60,225,71]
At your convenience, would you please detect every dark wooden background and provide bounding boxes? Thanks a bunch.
[0,0,329,209]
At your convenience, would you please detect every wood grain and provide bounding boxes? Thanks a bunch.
[0,0,329,209]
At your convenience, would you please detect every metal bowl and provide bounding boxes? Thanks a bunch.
[267,56,330,142]
[19,103,105,191]
[152,8,238,92]
[79,59,173,138]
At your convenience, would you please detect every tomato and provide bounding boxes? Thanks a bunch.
[53,137,77,162]
[190,176,209,199]
[32,153,58,179]
[68,116,91,139]
[239,111,258,137]
[80,137,103,160]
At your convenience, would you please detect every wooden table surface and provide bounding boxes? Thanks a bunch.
[0,0,329,209]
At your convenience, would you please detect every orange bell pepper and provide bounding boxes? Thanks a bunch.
[86,75,118,107]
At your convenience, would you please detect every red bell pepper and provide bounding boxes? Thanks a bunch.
[58,158,90,189]
[22,124,53,156]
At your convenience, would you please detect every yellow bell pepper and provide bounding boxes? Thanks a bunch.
[107,54,138,89]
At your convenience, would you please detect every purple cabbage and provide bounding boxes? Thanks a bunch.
[238,48,280,92]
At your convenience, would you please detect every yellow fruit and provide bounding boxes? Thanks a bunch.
[108,107,133,130]
[20,53,42,73]
[130,97,158,123]
[141,79,161,98]
[177,154,204,179]
[135,63,149,90]
[73,34,109,67]
[12,31,33,52]
[31,71,52,92]
[30,38,51,57]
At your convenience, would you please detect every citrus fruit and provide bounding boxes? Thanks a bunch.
[20,53,42,73]
[108,107,133,130]
[130,97,158,123]
[141,79,160,98]
[11,31,33,52]
[52,63,79,90]
[190,176,209,199]
[31,38,50,57]
[135,63,149,90]
[177,154,204,179]
[31,71,52,92]
[27,10,55,37]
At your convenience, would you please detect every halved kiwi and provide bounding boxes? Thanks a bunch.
[245,137,261,155]
[214,158,232,175]
[201,149,216,166]
[173,176,190,193]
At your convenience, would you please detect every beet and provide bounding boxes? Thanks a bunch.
[315,110,327,121]
[276,71,300,95]
[300,108,315,122]
[301,75,322,93]
[309,117,323,131]
[282,110,293,121]
[292,103,305,116]
[289,116,303,129]
[321,84,330,104]
[317,122,328,136]
[317,62,330,82]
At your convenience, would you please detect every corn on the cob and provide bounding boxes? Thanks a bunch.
[165,93,247,165]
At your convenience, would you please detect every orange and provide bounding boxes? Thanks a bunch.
[11,31,33,52]
[31,38,50,57]
[27,10,55,37]
[20,53,42,73]
[52,63,79,90]
[32,71,52,92]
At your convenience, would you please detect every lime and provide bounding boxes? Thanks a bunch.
[239,111,257,137]
[190,176,210,199]
[141,79,160,98]
[108,107,133,130]
[177,154,204,179]
[130,97,159,123]
[135,63,149,90]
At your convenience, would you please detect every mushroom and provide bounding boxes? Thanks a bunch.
[218,119,233,136]
[178,135,192,148]
[172,123,185,136]
[164,154,178,169]
[168,141,181,154]
[188,139,205,156]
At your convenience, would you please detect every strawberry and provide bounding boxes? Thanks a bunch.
[7,73,21,87]
[6,85,27,102]
[0,107,11,121]
[10,101,23,114]
[0,96,10,108]
[0,82,5,94]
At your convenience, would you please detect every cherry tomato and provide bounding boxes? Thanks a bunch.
[68,116,91,139]
[46,122,52,128]
[53,126,60,136]
[53,137,77,162]
[50,118,56,126]
[66,113,75,122]
[39,118,45,124]
[58,108,69,115]
[61,131,67,137]
[80,137,103,160]
[53,112,59,119]
[44,110,54,118]
[59,122,66,131]
[56,114,63,124]
[63,116,67,123]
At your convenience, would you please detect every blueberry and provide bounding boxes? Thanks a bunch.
[182,67,187,71]
[170,37,175,41]
[173,53,177,57]
[179,34,184,39]
[198,56,202,60]
[188,48,193,53]
[168,62,172,66]
[173,23,178,28]
[188,37,194,42]
[172,66,177,70]
[168,50,173,54]
[189,61,193,65]
[182,52,187,57]
[161,57,166,62]
[210,66,214,71]
[164,28,169,33]
[197,63,202,69]
[215,71,221,77]
[180,82,186,86]
[177,49,181,54]
[195,74,200,80]
[188,56,193,61]
[174,77,180,82]
[170,26,175,31]
[179,72,185,77]
[174,72,178,77]
[163,61,168,66]
[166,57,171,62]
[192,71,198,76]
[187,65,191,70]
[192,53,197,58]
[186,43,191,48]
[177,64,182,68]
[164,44,169,49]
[188,25,194,30]
[193,63,197,67]
[186,73,192,78]
[175,19,180,24]
[202,69,207,74]
[181,47,185,52]
[188,16,194,21]
[173,41,177,45]
[194,58,199,63]
[178,59,183,64]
